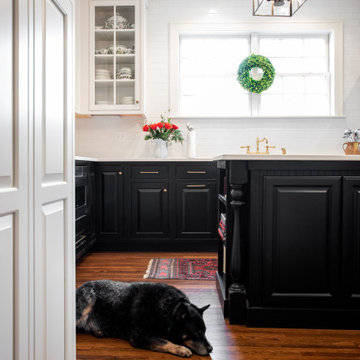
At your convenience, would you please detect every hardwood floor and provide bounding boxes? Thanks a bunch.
[76,252,360,360]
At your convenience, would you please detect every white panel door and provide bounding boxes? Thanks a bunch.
[33,0,75,359]
[0,0,75,359]
[0,215,14,360]
[0,0,30,359]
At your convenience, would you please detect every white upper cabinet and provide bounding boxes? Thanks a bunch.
[76,0,145,115]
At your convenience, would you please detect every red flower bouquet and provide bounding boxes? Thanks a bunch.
[142,114,184,144]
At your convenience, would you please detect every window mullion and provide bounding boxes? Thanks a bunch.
[250,33,261,116]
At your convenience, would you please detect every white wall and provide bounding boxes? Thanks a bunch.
[76,0,360,159]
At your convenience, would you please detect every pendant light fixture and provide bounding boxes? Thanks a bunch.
[253,0,308,17]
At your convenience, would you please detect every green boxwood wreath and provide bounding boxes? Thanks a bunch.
[237,54,275,94]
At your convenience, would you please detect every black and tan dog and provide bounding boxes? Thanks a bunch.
[76,280,213,357]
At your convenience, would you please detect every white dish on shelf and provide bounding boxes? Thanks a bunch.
[95,69,112,80]
[104,14,131,29]
[119,96,134,105]
[95,100,112,105]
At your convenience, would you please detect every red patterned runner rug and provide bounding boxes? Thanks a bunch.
[143,258,217,280]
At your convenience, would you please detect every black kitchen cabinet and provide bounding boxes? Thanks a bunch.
[343,176,360,308]
[216,160,360,329]
[94,162,218,251]
[96,165,124,246]
[130,182,169,239]
[176,181,217,239]
[262,176,341,308]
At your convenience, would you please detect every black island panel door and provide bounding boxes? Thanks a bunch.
[262,176,341,308]
[97,167,124,237]
[343,176,360,307]
[176,182,217,239]
[131,182,169,238]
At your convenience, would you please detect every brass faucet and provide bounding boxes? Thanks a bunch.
[256,137,268,153]
[241,137,278,155]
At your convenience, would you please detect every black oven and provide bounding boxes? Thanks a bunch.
[75,163,95,259]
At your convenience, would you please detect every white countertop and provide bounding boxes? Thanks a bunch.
[75,156,212,162]
[75,156,99,162]
[75,154,360,162]
[214,154,360,161]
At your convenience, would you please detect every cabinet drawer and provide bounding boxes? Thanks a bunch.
[176,164,217,180]
[132,165,169,179]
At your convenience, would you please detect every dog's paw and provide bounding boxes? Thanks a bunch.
[94,330,103,338]
[175,346,192,358]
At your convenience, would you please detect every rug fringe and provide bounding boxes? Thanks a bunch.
[143,259,154,279]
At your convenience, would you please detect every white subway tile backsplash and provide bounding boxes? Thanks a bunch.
[76,0,360,159]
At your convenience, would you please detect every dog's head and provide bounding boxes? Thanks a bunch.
[170,302,213,356]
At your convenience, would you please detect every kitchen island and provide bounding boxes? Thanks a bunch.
[215,155,360,329]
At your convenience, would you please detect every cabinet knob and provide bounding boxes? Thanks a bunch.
[163,189,167,192]
[118,171,123,175]
[136,100,140,104]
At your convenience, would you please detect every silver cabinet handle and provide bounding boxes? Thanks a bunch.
[187,171,207,174]
[140,171,159,174]
[75,235,86,245]
[187,184,206,188]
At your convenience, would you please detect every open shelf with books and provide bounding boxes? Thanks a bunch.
[218,194,227,206]
[216,164,233,317]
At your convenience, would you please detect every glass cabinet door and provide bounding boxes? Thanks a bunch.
[94,5,115,106]
[91,1,140,111]
[115,5,136,106]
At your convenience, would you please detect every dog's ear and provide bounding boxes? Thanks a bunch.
[199,304,210,314]
[174,302,189,321]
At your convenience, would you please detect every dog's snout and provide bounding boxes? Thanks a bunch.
[207,345,213,353]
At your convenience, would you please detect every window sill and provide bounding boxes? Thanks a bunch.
[170,115,346,120]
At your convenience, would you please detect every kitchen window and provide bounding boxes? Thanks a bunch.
[258,35,330,116]
[179,34,251,116]
[169,22,343,118]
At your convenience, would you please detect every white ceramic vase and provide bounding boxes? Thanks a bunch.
[154,139,168,158]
